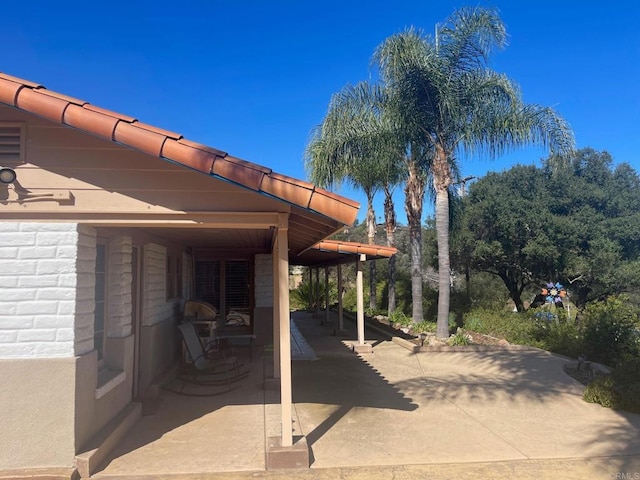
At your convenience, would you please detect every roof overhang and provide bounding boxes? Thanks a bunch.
[0,72,360,249]
[294,240,397,267]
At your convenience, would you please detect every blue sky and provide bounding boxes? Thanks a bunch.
[3,1,639,224]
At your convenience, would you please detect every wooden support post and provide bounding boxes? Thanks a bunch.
[272,246,281,379]
[324,266,330,326]
[356,254,365,345]
[308,266,313,312]
[277,215,292,447]
[315,267,321,324]
[337,263,344,332]
[352,254,372,353]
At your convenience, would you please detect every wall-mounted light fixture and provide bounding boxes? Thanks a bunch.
[0,167,17,184]
[0,166,73,205]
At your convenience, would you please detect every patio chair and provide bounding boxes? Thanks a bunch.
[163,320,248,396]
[183,299,238,357]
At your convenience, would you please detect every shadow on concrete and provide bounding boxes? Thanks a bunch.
[95,310,416,475]
[95,309,640,477]
[391,348,640,468]
[292,311,417,459]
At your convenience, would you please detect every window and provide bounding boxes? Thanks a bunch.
[166,254,183,300]
[0,124,24,164]
[225,260,250,314]
[195,258,253,329]
[94,243,107,363]
[166,255,174,300]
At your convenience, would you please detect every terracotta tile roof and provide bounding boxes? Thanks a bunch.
[0,72,359,226]
[292,239,396,266]
[314,240,397,258]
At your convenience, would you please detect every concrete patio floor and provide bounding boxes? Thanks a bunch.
[92,311,640,479]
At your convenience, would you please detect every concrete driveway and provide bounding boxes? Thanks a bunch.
[94,311,640,479]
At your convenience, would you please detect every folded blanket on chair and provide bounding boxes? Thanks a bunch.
[226,311,250,327]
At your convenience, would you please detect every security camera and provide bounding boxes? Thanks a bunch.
[0,167,16,184]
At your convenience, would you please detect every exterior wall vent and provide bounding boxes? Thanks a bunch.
[0,123,24,164]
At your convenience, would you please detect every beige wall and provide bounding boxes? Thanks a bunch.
[138,318,179,395]
[74,336,135,452]
[0,357,77,469]
[0,106,286,216]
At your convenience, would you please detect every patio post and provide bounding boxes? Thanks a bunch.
[308,266,313,312]
[324,266,330,326]
[315,267,321,323]
[356,254,365,345]
[352,254,372,353]
[272,245,281,379]
[276,214,293,447]
[337,263,343,332]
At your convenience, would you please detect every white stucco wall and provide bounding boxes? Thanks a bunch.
[142,243,176,326]
[74,225,97,356]
[254,253,273,308]
[0,222,80,358]
[107,235,133,338]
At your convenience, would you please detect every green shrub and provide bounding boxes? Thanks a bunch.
[290,279,337,311]
[617,382,640,413]
[611,357,640,385]
[448,328,472,346]
[533,319,584,358]
[342,286,357,312]
[463,307,538,345]
[463,314,484,333]
[583,375,619,408]
[583,360,640,413]
[389,310,412,326]
[581,295,640,367]
[413,321,437,334]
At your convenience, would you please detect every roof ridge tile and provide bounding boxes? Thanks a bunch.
[83,104,137,123]
[63,104,120,140]
[0,77,25,106]
[177,138,227,157]
[132,121,182,140]
[0,72,43,89]
[16,88,69,123]
[36,88,87,107]
[114,122,168,158]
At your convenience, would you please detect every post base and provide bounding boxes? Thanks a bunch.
[351,342,373,354]
[266,435,310,469]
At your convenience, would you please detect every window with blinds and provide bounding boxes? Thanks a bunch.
[225,260,250,314]
[195,260,220,308]
[194,258,252,329]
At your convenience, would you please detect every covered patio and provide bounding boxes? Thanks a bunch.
[92,310,640,478]
[92,310,414,476]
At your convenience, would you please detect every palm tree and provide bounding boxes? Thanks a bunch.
[305,81,404,314]
[375,7,574,337]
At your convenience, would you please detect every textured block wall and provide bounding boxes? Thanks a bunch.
[254,254,273,308]
[142,243,176,326]
[0,222,80,358]
[107,235,132,337]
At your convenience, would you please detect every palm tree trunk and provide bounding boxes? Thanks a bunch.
[405,160,425,323]
[434,146,452,338]
[384,185,397,315]
[366,195,377,311]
